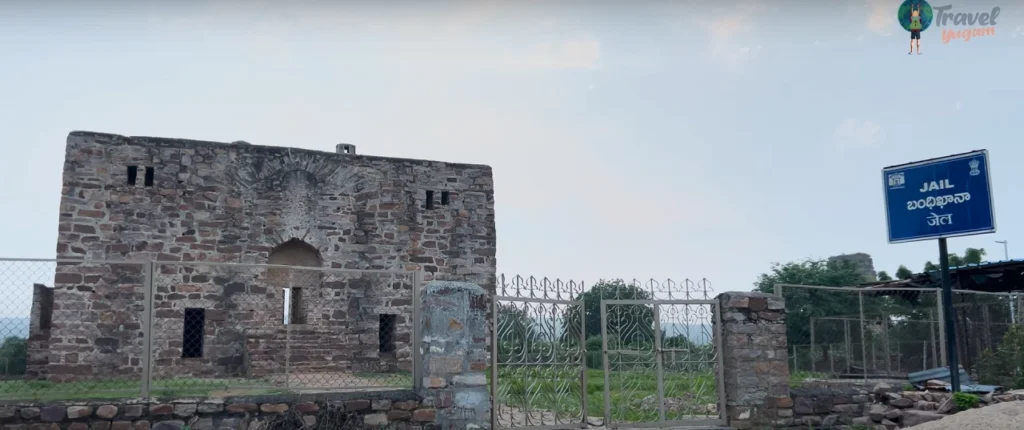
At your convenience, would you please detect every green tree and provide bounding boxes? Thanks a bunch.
[895,265,913,280]
[923,247,986,272]
[0,337,26,376]
[877,271,893,281]
[754,259,867,366]
[562,279,655,345]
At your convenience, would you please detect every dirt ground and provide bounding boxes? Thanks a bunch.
[909,400,1024,429]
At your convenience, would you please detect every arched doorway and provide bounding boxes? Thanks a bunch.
[267,238,322,325]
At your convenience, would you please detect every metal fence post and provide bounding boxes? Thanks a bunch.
[141,261,154,399]
[810,317,816,374]
[412,270,423,390]
[859,292,867,380]
[937,293,948,367]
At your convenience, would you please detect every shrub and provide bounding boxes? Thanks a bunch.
[952,392,979,410]
[0,337,27,376]
[976,324,1024,389]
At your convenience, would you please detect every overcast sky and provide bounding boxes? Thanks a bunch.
[1,0,1022,312]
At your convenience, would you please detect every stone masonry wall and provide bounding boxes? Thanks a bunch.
[718,291,791,429]
[418,281,490,429]
[40,131,497,382]
[0,393,442,430]
[26,284,53,380]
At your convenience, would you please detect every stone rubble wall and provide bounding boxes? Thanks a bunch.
[786,381,1024,429]
[718,291,791,429]
[0,396,441,430]
[38,131,496,382]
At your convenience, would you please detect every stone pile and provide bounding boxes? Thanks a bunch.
[789,381,1024,429]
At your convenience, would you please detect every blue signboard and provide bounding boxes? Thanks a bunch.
[882,150,996,244]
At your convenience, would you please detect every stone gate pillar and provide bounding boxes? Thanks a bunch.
[419,280,491,429]
[718,291,792,429]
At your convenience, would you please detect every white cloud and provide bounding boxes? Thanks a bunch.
[504,35,602,71]
[699,3,768,64]
[867,0,894,36]
[834,118,884,148]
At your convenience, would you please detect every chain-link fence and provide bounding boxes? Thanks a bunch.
[777,283,1023,383]
[0,258,420,401]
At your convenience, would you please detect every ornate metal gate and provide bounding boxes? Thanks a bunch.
[599,281,726,429]
[491,275,589,430]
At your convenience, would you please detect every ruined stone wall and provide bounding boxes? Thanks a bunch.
[42,131,497,381]
[718,291,791,429]
[25,284,53,380]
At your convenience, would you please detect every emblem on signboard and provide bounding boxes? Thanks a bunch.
[969,159,981,176]
[888,172,905,189]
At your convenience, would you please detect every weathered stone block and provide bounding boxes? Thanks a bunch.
[149,405,173,416]
[42,406,67,422]
[224,404,256,414]
[123,406,144,419]
[111,422,132,430]
[20,408,39,420]
[91,422,111,430]
[371,400,391,411]
[132,422,150,430]
[192,418,213,430]
[293,402,318,414]
[172,405,196,418]
[364,413,388,427]
[388,410,413,421]
[258,404,287,414]
[96,406,118,420]
[344,400,370,412]
[68,424,88,430]
[197,404,223,414]
[151,421,184,430]
[412,409,436,422]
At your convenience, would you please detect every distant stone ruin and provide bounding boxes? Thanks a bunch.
[829,253,878,283]
[27,131,497,382]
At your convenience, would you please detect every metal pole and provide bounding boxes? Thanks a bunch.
[653,306,666,423]
[844,318,852,373]
[413,270,423,390]
[929,309,938,368]
[489,283,498,430]
[141,261,154,399]
[859,292,867,380]
[996,241,1015,324]
[882,314,892,377]
[810,317,816,374]
[939,237,962,392]
[601,301,612,428]
[579,293,588,427]
[937,295,948,367]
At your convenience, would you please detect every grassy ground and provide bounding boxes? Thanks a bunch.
[491,365,720,423]
[0,371,412,401]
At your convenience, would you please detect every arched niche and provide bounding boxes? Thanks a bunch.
[267,238,322,325]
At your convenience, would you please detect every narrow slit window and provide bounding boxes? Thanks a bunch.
[379,314,397,353]
[425,190,435,210]
[441,191,450,206]
[144,167,155,187]
[182,308,205,358]
[291,287,305,324]
[127,166,138,185]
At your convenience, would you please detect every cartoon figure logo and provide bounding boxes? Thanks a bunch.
[898,0,933,54]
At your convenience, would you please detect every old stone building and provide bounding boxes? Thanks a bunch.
[27,131,496,382]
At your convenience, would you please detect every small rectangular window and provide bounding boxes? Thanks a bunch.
[379,314,397,353]
[425,190,435,210]
[127,166,138,185]
[144,167,155,187]
[441,191,450,206]
[182,308,205,358]
[291,287,305,324]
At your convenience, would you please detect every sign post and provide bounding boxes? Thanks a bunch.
[882,150,996,393]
